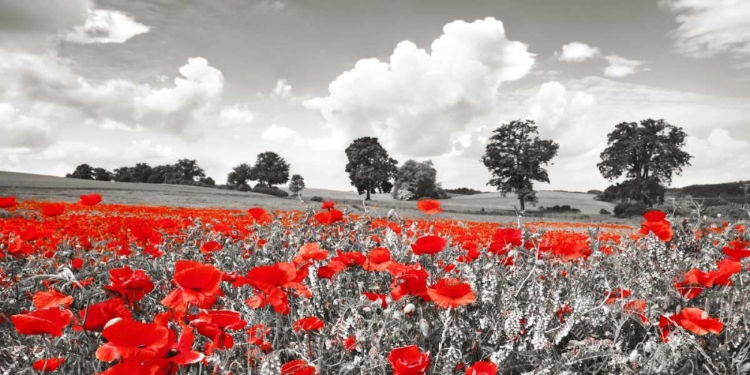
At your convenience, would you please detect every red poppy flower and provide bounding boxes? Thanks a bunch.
[315,209,344,224]
[465,361,497,375]
[72,258,84,270]
[332,250,366,267]
[189,309,247,350]
[161,260,222,311]
[104,266,155,305]
[343,336,357,351]
[492,228,523,247]
[659,315,673,342]
[390,266,430,302]
[640,210,672,242]
[33,290,73,310]
[426,278,476,309]
[623,299,649,324]
[710,258,742,286]
[281,360,318,375]
[293,316,324,332]
[417,199,443,215]
[32,357,65,372]
[411,235,447,255]
[241,262,311,315]
[321,201,336,211]
[388,345,430,375]
[199,241,223,253]
[556,304,572,323]
[248,207,268,221]
[722,241,750,260]
[74,298,132,332]
[150,326,204,368]
[671,307,723,336]
[363,292,389,308]
[0,196,16,209]
[294,242,329,264]
[362,247,392,272]
[11,307,73,336]
[96,319,170,362]
[605,287,631,304]
[41,203,65,217]
[79,194,103,206]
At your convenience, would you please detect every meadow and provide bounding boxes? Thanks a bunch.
[1,187,749,374]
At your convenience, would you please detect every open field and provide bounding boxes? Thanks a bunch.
[0,171,623,224]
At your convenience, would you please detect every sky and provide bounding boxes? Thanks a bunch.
[1,0,749,192]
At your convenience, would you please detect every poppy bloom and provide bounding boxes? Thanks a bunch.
[417,199,443,215]
[605,287,631,304]
[33,290,73,310]
[362,247,392,272]
[150,326,204,369]
[199,241,223,253]
[315,209,343,225]
[79,194,102,206]
[32,357,65,372]
[293,316,324,332]
[11,307,73,336]
[390,266,430,302]
[241,262,311,315]
[670,307,723,336]
[640,210,672,242]
[556,304,572,323]
[161,260,222,311]
[96,319,170,362]
[388,345,430,375]
[321,201,336,211]
[0,196,16,209]
[343,336,357,351]
[623,299,649,324]
[281,360,318,375]
[294,242,329,264]
[104,266,155,305]
[722,241,750,260]
[411,235,447,255]
[189,309,247,350]
[248,207,268,221]
[465,361,498,375]
[426,278,476,309]
[74,298,133,332]
[41,203,65,217]
[492,228,523,248]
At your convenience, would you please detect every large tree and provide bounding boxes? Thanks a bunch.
[226,163,256,190]
[66,164,95,180]
[288,174,305,198]
[597,119,692,207]
[345,137,398,201]
[174,159,206,182]
[392,160,443,200]
[92,168,113,181]
[252,152,289,188]
[481,120,559,211]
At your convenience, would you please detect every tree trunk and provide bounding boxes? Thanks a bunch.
[366,183,371,201]
[519,195,526,211]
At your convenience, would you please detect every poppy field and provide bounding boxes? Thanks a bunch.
[1,195,749,374]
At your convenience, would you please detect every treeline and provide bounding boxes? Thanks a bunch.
[66,159,215,186]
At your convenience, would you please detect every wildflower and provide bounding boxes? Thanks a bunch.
[104,266,155,305]
[465,361,498,375]
[41,203,65,217]
[189,309,247,350]
[426,278,476,309]
[315,209,343,224]
[411,235,447,255]
[362,247,392,272]
[96,319,169,362]
[640,210,672,242]
[79,194,103,206]
[417,199,443,215]
[32,357,65,372]
[293,316,324,332]
[161,260,222,311]
[321,201,336,210]
[11,307,73,336]
[74,298,132,332]
[281,360,318,375]
[33,290,73,310]
[605,287,631,304]
[388,345,430,375]
[199,241,223,253]
[0,195,16,209]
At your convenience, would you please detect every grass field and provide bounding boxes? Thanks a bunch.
[0,171,622,223]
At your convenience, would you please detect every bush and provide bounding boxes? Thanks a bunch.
[600,208,612,215]
[310,196,324,202]
[237,184,252,192]
[445,187,483,195]
[704,205,749,221]
[538,205,580,213]
[613,201,648,218]
[252,184,289,198]
[587,189,603,196]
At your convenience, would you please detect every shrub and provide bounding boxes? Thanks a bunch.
[704,205,749,221]
[237,184,252,192]
[613,201,648,218]
[599,208,612,215]
[539,205,580,213]
[587,189,603,196]
[310,196,324,202]
[445,187,483,195]
[252,184,289,198]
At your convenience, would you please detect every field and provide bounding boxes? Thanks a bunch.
[1,185,749,374]
[0,172,620,224]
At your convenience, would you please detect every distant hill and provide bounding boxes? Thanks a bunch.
[666,181,749,207]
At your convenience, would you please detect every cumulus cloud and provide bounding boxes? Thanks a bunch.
[0,102,53,149]
[603,55,646,77]
[261,124,297,141]
[0,0,90,50]
[305,17,535,157]
[528,82,597,156]
[271,79,292,99]
[556,42,600,62]
[219,104,254,126]
[64,9,150,44]
[662,0,750,62]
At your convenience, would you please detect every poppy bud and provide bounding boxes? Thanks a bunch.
[404,303,415,314]
[419,318,429,337]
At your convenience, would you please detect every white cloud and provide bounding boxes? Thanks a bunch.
[219,104,254,126]
[0,0,90,50]
[557,42,600,62]
[603,55,646,77]
[261,124,297,141]
[98,118,143,131]
[254,0,286,13]
[305,17,535,157]
[662,0,750,62]
[685,128,750,183]
[64,9,150,44]
[0,102,53,149]
[271,79,292,99]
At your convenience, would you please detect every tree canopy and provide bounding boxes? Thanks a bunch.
[392,160,445,200]
[597,119,692,206]
[226,163,255,189]
[344,137,398,200]
[289,174,305,197]
[481,120,559,211]
[66,164,95,180]
[252,152,290,187]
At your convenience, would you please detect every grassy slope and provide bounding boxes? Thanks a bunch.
[1,171,622,223]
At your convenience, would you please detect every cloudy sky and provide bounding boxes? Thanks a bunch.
[1,0,749,192]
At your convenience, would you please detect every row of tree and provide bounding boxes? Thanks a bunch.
[67,159,214,185]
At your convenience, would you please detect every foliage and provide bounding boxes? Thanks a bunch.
[482,120,559,211]
[598,180,666,205]
[199,177,215,186]
[173,159,206,182]
[600,208,612,215]
[310,196,324,202]
[252,184,289,197]
[226,163,256,190]
[66,164,95,180]
[539,204,581,213]
[92,168,113,182]
[252,152,290,188]
[345,137,398,200]
[288,174,306,197]
[445,187,483,195]
[598,119,692,207]
[613,201,649,217]
[392,160,447,200]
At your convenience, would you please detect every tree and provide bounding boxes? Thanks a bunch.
[147,164,177,184]
[66,164,95,180]
[597,119,692,207]
[227,163,256,190]
[174,159,205,182]
[252,152,289,188]
[131,163,153,183]
[345,137,398,200]
[392,160,445,200]
[113,167,134,182]
[481,120,559,211]
[199,177,216,186]
[93,168,113,181]
[289,174,305,197]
